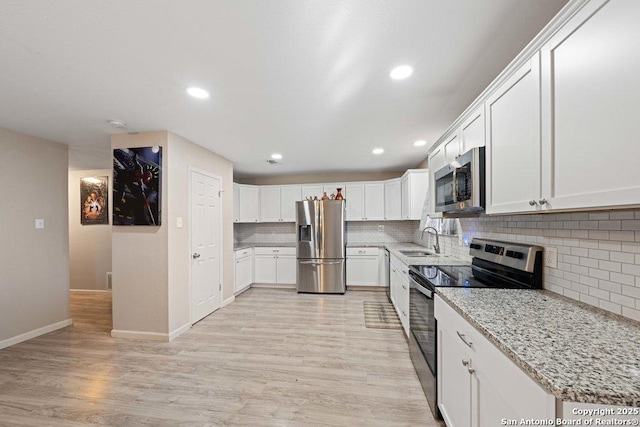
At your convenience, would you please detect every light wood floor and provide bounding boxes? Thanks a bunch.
[0,288,440,426]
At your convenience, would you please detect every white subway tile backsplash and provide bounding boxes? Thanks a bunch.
[433,208,640,321]
[622,307,640,322]
[610,293,636,309]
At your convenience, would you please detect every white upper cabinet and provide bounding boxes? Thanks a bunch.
[233,183,240,222]
[345,183,384,221]
[443,132,461,166]
[259,186,281,222]
[237,184,260,222]
[540,0,640,211]
[280,186,301,222]
[300,185,324,200]
[485,52,542,215]
[427,146,445,217]
[460,105,485,152]
[384,178,402,220]
[259,186,301,222]
[401,169,429,220]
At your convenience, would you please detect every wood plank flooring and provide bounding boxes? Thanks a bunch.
[0,289,441,426]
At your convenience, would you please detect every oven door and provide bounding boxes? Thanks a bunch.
[408,271,440,418]
[409,274,436,375]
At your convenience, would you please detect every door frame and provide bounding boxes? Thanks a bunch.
[188,167,224,324]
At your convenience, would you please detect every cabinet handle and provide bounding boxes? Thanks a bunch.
[528,200,538,206]
[457,331,473,348]
[358,250,366,254]
[402,284,407,290]
[462,359,469,366]
[402,270,407,274]
[468,368,475,374]
[402,311,406,317]
[539,198,548,205]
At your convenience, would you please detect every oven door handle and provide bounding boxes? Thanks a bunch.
[409,277,434,299]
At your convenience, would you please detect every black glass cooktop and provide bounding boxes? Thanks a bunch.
[410,264,529,289]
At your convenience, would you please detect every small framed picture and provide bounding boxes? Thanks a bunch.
[80,176,109,225]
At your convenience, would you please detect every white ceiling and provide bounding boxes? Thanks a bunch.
[0,0,568,178]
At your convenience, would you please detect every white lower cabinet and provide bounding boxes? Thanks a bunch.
[346,247,380,286]
[389,254,409,334]
[234,248,253,293]
[436,295,555,427]
[253,247,296,285]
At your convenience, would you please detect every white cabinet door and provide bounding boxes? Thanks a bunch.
[345,183,365,221]
[401,175,410,220]
[461,105,485,153]
[254,254,276,283]
[384,178,401,220]
[443,132,461,166]
[364,183,385,220]
[301,185,324,200]
[238,185,260,222]
[276,255,296,284]
[438,320,473,427]
[346,255,379,286]
[280,186,301,222]
[540,0,640,211]
[233,183,240,223]
[235,255,252,292]
[259,186,281,222]
[486,52,542,215]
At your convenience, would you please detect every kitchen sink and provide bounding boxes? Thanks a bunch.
[400,250,434,257]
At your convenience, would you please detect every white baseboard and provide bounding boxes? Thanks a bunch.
[111,329,168,341]
[168,322,191,341]
[234,285,251,296]
[69,289,112,293]
[347,285,386,292]
[222,295,235,307]
[0,318,73,350]
[251,283,296,289]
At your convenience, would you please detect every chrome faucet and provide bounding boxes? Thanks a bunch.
[420,226,441,255]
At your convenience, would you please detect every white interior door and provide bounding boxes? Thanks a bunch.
[191,170,222,324]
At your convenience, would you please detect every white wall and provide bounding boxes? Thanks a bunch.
[167,132,234,334]
[68,169,112,290]
[111,132,169,336]
[0,127,71,347]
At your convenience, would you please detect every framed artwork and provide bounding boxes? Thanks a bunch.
[80,176,109,225]
[113,146,162,226]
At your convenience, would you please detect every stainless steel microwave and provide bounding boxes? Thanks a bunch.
[434,147,485,214]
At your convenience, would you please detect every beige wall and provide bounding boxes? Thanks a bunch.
[416,156,428,169]
[237,171,403,185]
[111,132,169,335]
[167,132,234,334]
[68,169,112,290]
[0,127,70,345]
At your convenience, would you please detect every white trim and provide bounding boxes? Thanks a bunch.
[0,319,73,350]
[110,329,168,341]
[251,283,296,290]
[222,295,235,308]
[168,322,191,341]
[69,289,112,293]
[234,285,251,296]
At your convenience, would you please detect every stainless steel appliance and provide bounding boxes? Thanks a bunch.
[408,238,543,419]
[296,200,346,294]
[434,146,485,214]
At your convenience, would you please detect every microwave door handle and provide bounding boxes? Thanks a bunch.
[452,167,458,203]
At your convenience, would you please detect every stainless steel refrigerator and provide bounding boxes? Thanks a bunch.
[296,200,346,294]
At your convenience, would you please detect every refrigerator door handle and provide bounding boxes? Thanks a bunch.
[299,260,341,265]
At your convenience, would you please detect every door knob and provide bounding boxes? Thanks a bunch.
[192,253,201,259]
[539,198,548,205]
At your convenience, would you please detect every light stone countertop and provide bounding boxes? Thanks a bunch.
[233,243,296,251]
[437,287,640,407]
[347,242,469,266]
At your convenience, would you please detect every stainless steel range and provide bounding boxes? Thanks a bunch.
[408,238,544,419]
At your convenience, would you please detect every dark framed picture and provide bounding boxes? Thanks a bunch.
[113,146,162,226]
[80,176,109,225]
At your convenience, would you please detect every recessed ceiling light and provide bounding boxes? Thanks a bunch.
[389,65,413,80]
[413,140,427,147]
[271,153,283,160]
[186,87,209,99]
[107,119,126,128]
[372,148,384,155]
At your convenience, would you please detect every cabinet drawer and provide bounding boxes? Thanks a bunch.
[254,247,296,255]
[435,296,483,357]
[346,247,379,256]
[234,248,253,260]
